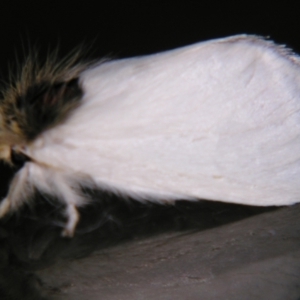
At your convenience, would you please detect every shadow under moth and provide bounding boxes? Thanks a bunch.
[0,35,299,237]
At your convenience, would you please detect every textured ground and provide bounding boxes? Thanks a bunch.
[36,204,300,300]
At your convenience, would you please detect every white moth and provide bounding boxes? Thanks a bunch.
[0,34,299,236]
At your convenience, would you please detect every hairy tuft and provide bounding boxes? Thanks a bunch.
[0,47,93,161]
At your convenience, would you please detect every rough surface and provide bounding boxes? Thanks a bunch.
[36,204,300,300]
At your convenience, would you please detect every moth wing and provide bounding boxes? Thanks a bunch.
[30,35,300,206]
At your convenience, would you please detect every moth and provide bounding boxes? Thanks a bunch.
[0,35,299,237]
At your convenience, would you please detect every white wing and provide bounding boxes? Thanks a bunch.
[28,35,300,206]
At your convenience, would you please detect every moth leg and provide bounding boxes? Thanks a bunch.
[0,197,11,218]
[0,167,30,219]
[61,204,80,237]
[52,175,85,237]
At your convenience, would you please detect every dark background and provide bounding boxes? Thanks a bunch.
[0,1,299,75]
[0,1,299,299]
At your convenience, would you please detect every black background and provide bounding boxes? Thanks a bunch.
[0,1,299,75]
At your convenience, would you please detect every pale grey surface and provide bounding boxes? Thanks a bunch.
[37,204,300,300]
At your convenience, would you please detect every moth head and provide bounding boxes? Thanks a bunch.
[0,48,92,237]
[0,49,89,166]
